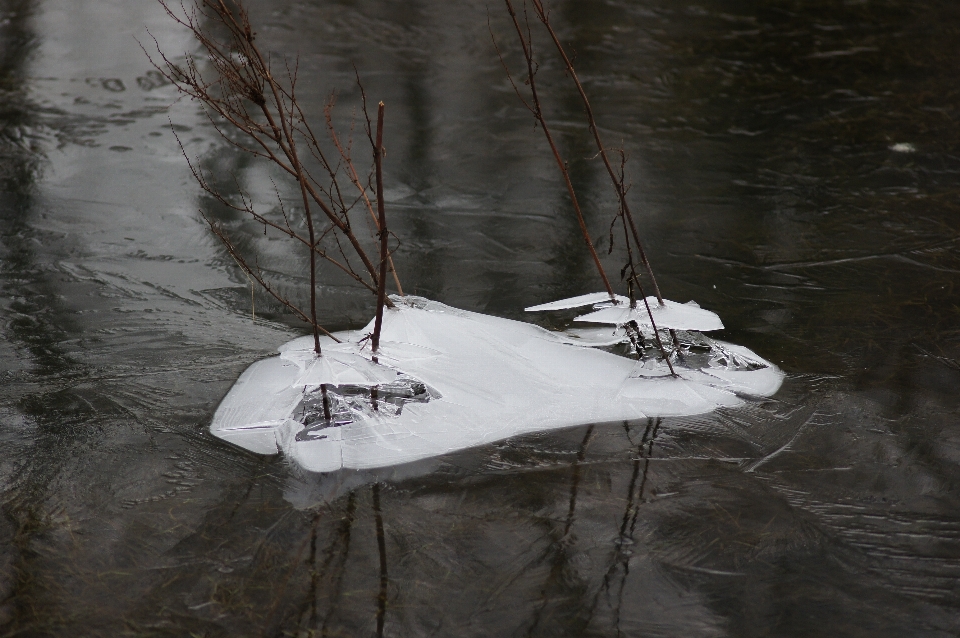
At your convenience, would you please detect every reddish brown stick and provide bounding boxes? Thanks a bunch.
[500,0,614,298]
[371,102,388,360]
[529,0,662,302]
[619,213,676,375]
[325,106,404,296]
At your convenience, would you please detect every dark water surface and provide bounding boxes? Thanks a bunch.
[2,0,959,635]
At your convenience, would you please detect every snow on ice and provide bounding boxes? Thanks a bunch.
[210,295,784,472]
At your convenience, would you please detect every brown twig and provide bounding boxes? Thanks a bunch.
[371,102,388,360]
[528,0,663,304]
[145,0,401,349]
[174,129,379,295]
[325,94,404,296]
[202,213,341,342]
[618,213,675,375]
[497,0,683,367]
[493,0,614,298]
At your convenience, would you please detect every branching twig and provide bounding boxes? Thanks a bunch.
[496,0,681,373]
[203,213,341,342]
[325,95,404,296]
[145,0,401,352]
[371,102,388,360]
[527,0,663,304]
[493,1,614,298]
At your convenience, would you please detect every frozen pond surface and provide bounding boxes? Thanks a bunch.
[2,0,960,635]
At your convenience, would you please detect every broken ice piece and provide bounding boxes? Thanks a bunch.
[525,292,627,312]
[575,297,724,332]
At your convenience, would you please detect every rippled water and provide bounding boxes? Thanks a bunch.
[2,0,959,635]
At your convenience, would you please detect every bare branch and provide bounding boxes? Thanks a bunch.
[150,0,403,349]
[201,212,340,342]
[499,0,614,297]
[528,0,663,303]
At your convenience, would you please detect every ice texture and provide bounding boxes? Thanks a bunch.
[210,296,782,472]
[574,296,724,331]
[525,292,627,311]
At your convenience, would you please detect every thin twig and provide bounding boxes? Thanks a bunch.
[147,0,403,343]
[372,102,389,360]
[202,213,340,342]
[326,96,403,295]
[500,0,683,360]
[495,0,614,298]
[529,0,663,302]
[619,213,675,375]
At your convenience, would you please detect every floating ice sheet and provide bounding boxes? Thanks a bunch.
[210,296,781,472]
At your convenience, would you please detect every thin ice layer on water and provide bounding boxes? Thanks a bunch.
[525,292,723,332]
[524,292,628,312]
[210,295,784,472]
[573,296,724,332]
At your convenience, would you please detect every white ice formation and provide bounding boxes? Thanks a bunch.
[889,142,916,153]
[211,295,784,472]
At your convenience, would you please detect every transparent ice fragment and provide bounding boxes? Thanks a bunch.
[558,325,630,347]
[291,352,399,388]
[292,374,438,437]
[525,292,627,312]
[575,296,724,331]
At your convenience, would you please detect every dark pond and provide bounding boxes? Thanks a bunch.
[2,0,959,635]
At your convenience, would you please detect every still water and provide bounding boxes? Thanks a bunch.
[1,0,959,635]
